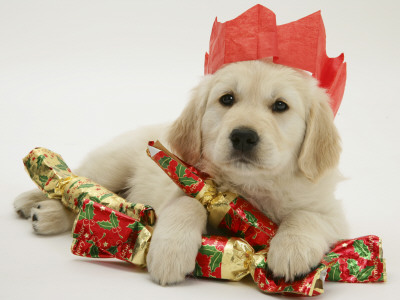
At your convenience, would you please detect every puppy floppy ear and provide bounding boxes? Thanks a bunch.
[167,76,211,166]
[298,92,341,182]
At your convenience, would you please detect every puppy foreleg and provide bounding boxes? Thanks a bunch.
[14,189,48,218]
[31,200,75,234]
[146,195,207,285]
[14,190,75,234]
[267,210,345,282]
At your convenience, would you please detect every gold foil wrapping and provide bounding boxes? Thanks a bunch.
[23,147,155,225]
[195,180,236,228]
[128,226,153,266]
[221,237,255,281]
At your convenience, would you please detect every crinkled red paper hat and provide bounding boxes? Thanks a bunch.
[204,4,346,116]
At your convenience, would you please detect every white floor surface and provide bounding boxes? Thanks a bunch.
[1,1,399,299]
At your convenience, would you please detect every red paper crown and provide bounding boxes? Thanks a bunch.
[204,5,346,116]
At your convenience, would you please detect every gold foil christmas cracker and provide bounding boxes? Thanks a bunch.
[147,140,278,251]
[23,147,155,225]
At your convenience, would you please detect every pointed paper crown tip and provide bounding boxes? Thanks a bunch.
[204,5,346,116]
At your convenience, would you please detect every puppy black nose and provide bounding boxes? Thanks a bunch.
[230,128,259,152]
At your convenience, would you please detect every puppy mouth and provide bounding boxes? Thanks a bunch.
[227,151,262,169]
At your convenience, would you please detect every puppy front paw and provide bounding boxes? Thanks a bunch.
[31,200,75,235]
[267,232,326,282]
[146,229,202,286]
[14,190,47,218]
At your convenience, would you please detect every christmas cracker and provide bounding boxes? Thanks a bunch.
[23,147,155,225]
[72,199,386,296]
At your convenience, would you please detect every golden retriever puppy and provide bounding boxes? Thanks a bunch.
[14,60,347,285]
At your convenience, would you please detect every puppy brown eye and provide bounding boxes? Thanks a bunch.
[219,94,235,106]
[272,100,289,112]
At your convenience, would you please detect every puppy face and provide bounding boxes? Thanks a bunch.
[168,60,340,183]
[201,61,309,177]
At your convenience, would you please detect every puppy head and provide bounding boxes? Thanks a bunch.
[168,60,341,182]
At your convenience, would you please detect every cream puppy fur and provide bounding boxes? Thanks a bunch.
[14,60,347,285]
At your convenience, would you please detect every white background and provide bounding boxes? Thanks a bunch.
[1,0,399,299]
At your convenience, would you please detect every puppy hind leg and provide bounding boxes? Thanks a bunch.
[146,195,207,285]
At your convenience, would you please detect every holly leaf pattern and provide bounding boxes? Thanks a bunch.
[107,246,118,255]
[378,269,385,282]
[97,212,119,230]
[97,221,113,230]
[353,240,371,260]
[89,196,100,202]
[256,257,267,269]
[78,209,86,221]
[25,157,31,169]
[127,222,144,232]
[85,201,95,220]
[176,164,185,178]
[347,259,359,276]
[209,251,222,273]
[55,156,69,171]
[174,163,198,186]
[224,213,232,229]
[244,210,258,227]
[327,261,341,281]
[284,286,294,292]
[194,261,203,276]
[89,244,99,258]
[325,251,340,262]
[78,201,95,220]
[178,177,198,186]
[100,193,113,200]
[357,266,375,282]
[110,211,119,228]
[39,175,48,184]
[199,245,217,256]
[78,183,95,189]
[77,192,88,207]
[159,156,171,169]
[69,179,80,189]
[36,155,46,170]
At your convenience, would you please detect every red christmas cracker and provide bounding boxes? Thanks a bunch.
[325,236,386,283]
[72,200,386,296]
[195,235,330,296]
[204,4,346,115]
[71,200,324,296]
[72,200,152,266]
[23,147,155,225]
[147,140,278,251]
